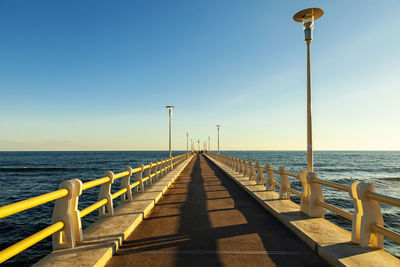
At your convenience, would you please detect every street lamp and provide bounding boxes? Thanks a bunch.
[198,139,200,152]
[186,132,189,152]
[165,106,175,158]
[208,136,210,151]
[216,125,221,155]
[293,8,324,172]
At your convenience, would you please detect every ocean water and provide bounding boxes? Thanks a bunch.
[0,151,399,265]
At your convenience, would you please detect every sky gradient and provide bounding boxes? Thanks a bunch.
[1,0,400,151]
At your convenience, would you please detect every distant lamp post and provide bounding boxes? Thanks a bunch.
[198,139,200,152]
[216,125,221,155]
[186,132,189,152]
[165,106,175,158]
[208,136,210,151]
[293,8,324,172]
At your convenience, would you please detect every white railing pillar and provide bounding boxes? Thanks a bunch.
[256,162,264,185]
[298,170,310,214]
[121,166,133,202]
[348,181,362,244]
[52,179,83,250]
[243,160,249,177]
[235,158,239,172]
[265,164,276,191]
[306,172,324,218]
[161,160,166,176]
[248,161,256,181]
[135,164,145,192]
[154,161,160,180]
[279,166,290,199]
[98,171,114,217]
[239,159,244,174]
[145,162,153,186]
[357,182,384,248]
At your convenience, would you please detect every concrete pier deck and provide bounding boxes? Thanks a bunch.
[107,154,327,266]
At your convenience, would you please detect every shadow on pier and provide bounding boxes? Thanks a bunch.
[107,154,327,266]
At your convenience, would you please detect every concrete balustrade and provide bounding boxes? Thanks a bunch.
[206,151,400,254]
[51,179,83,250]
[121,167,133,202]
[248,160,256,181]
[279,166,290,199]
[0,152,193,264]
[256,162,264,185]
[243,160,249,177]
[98,171,115,217]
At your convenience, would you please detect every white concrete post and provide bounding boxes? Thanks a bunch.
[162,160,166,175]
[348,181,362,244]
[279,166,290,199]
[256,162,264,185]
[265,164,276,191]
[298,170,310,214]
[98,171,115,217]
[154,161,160,180]
[135,164,145,192]
[235,158,239,172]
[121,166,133,202]
[248,161,256,181]
[52,179,83,250]
[357,182,384,248]
[239,159,244,174]
[306,172,324,218]
[144,162,153,186]
[243,160,249,177]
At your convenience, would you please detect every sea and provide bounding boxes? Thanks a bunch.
[0,150,399,266]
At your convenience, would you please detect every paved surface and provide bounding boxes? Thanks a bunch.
[107,154,327,267]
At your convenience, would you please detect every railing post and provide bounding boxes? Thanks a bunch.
[154,161,160,180]
[98,171,114,217]
[248,161,256,181]
[279,166,290,199]
[348,181,362,244]
[239,159,244,174]
[121,166,133,202]
[306,172,324,218]
[135,164,145,192]
[161,160,166,176]
[298,170,310,214]
[256,162,264,185]
[145,162,153,186]
[235,158,240,173]
[52,179,83,250]
[243,160,249,177]
[265,164,275,191]
[170,157,174,170]
[357,182,384,248]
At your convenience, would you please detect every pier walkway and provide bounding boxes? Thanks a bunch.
[107,154,326,266]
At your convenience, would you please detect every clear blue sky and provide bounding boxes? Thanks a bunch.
[1,0,400,151]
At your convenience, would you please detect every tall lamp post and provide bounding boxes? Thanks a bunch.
[165,106,175,158]
[216,125,221,155]
[198,139,200,152]
[208,136,210,151]
[293,8,324,172]
[186,132,189,152]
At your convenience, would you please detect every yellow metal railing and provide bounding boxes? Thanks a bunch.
[0,151,193,264]
[209,152,400,251]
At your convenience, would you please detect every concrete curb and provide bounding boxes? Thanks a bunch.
[204,154,400,267]
[35,155,195,267]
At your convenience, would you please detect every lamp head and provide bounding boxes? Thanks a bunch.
[293,8,324,43]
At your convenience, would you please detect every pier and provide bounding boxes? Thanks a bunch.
[1,151,400,266]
